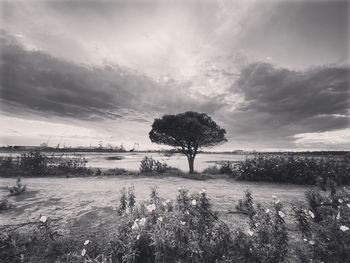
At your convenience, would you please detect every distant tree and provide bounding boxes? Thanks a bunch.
[149,112,227,173]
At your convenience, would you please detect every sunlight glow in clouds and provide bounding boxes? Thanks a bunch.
[294,129,350,149]
[1,0,349,150]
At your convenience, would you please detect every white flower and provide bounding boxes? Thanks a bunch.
[336,212,341,220]
[347,204,350,208]
[185,210,189,215]
[278,211,285,218]
[199,189,206,194]
[177,187,182,191]
[338,199,343,203]
[265,209,270,213]
[146,203,156,212]
[81,249,86,257]
[255,223,260,227]
[136,234,140,240]
[247,230,254,236]
[308,211,315,218]
[275,199,280,204]
[340,225,349,232]
[272,195,277,199]
[303,238,308,242]
[84,240,90,246]
[139,217,147,226]
[180,221,186,225]
[158,217,163,222]
[165,199,171,204]
[39,216,47,223]
[191,199,197,206]
[309,240,315,245]
[131,222,139,231]
[162,202,166,206]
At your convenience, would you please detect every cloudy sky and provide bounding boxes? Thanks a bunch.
[0,0,349,151]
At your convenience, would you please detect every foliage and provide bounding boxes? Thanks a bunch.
[292,187,350,262]
[202,165,221,174]
[230,192,289,263]
[149,111,227,173]
[103,167,128,176]
[4,186,349,262]
[0,151,91,177]
[139,156,168,174]
[235,190,254,215]
[233,153,350,185]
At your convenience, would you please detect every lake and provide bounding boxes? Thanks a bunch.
[0,151,247,172]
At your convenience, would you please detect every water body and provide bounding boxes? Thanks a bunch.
[0,151,247,172]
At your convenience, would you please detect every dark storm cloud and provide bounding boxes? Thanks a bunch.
[237,0,349,67]
[223,62,350,147]
[0,31,222,122]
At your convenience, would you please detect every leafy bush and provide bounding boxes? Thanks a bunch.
[20,151,48,175]
[0,151,91,177]
[139,156,168,173]
[230,191,289,263]
[234,154,350,185]
[203,162,235,175]
[235,190,254,215]
[202,165,221,174]
[292,187,350,262]
[103,167,128,176]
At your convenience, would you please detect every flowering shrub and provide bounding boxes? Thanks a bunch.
[108,186,232,262]
[234,154,350,185]
[230,192,289,263]
[292,187,350,262]
[3,187,348,262]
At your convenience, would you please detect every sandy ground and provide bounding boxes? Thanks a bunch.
[0,176,311,230]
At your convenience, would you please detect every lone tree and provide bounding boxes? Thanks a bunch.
[149,111,227,173]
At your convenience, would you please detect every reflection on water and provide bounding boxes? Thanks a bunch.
[0,151,247,172]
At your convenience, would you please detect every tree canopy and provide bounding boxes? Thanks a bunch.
[149,111,227,173]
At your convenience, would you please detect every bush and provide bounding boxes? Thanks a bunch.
[203,162,235,175]
[235,190,254,215]
[292,187,350,262]
[104,167,128,176]
[0,151,91,177]
[234,154,350,185]
[202,165,221,174]
[139,156,168,174]
[230,191,289,263]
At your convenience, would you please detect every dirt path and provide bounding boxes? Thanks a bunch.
[0,176,310,227]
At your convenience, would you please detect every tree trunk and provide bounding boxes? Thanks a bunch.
[187,155,195,174]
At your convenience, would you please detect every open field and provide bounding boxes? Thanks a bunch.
[0,176,309,228]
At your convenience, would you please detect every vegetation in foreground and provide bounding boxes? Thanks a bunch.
[1,183,350,263]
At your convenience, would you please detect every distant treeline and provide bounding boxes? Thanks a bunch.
[1,146,349,156]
